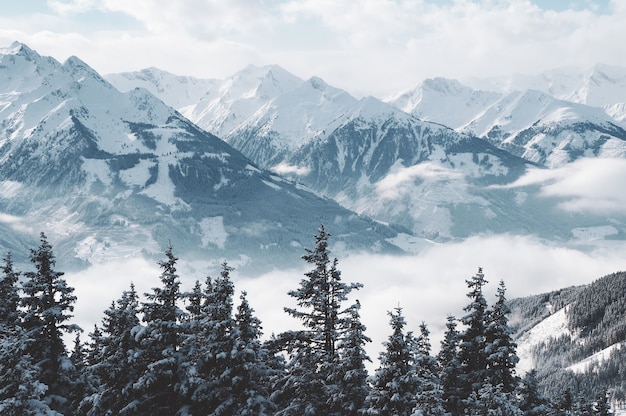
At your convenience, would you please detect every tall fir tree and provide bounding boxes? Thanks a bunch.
[230,291,275,415]
[275,225,361,415]
[485,280,519,393]
[458,267,490,408]
[0,252,59,415]
[330,300,371,416]
[518,369,550,416]
[20,233,80,414]
[437,315,463,415]
[365,307,419,416]
[79,284,142,415]
[593,389,611,416]
[132,245,186,414]
[413,322,445,416]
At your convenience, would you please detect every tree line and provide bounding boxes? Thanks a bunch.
[0,227,617,415]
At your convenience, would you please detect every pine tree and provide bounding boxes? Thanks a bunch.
[458,267,490,408]
[365,307,418,416]
[180,262,240,415]
[485,280,519,393]
[413,322,445,416]
[21,233,80,414]
[464,382,522,415]
[518,369,550,416]
[331,300,371,416]
[437,315,463,415]
[79,284,142,415]
[0,253,21,327]
[0,252,59,415]
[132,245,185,414]
[275,225,362,415]
[230,291,275,415]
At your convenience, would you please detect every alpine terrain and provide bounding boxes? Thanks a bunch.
[0,42,407,271]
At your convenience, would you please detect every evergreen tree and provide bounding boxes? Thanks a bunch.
[365,307,418,416]
[485,280,519,393]
[554,388,574,416]
[593,389,611,416]
[79,284,142,415]
[518,369,550,416]
[413,322,445,416]
[0,252,59,415]
[275,225,361,415]
[230,291,275,415]
[181,262,239,415]
[132,245,185,414]
[21,232,80,414]
[464,382,522,415]
[0,253,21,327]
[458,267,490,408]
[437,315,463,415]
[331,300,371,416]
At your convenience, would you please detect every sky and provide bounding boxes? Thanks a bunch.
[0,0,625,97]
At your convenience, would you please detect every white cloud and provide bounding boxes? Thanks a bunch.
[502,158,626,214]
[2,0,626,97]
[375,161,462,199]
[271,162,311,176]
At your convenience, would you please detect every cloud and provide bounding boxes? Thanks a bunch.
[271,162,311,176]
[3,0,626,98]
[63,232,625,367]
[375,161,463,199]
[501,158,626,214]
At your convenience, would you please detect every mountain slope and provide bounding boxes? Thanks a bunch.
[0,42,406,271]
[511,272,626,408]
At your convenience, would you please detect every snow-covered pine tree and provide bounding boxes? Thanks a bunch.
[0,253,20,326]
[464,382,522,416]
[365,307,419,416]
[182,262,239,415]
[274,225,362,416]
[437,315,463,415]
[330,300,371,416]
[79,284,142,415]
[517,369,550,416]
[20,233,80,414]
[458,267,490,409]
[0,252,59,415]
[132,245,186,414]
[412,322,445,416]
[230,291,275,415]
[485,280,519,393]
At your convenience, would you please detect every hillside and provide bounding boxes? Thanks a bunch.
[511,271,626,409]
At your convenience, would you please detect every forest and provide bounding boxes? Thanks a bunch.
[0,226,619,415]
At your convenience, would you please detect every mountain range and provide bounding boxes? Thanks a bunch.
[0,42,407,272]
[108,61,626,243]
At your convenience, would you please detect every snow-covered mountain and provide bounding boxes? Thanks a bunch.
[465,63,626,107]
[0,42,407,271]
[108,63,626,242]
[386,78,626,168]
[385,77,502,130]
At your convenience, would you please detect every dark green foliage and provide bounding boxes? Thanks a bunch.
[438,315,463,415]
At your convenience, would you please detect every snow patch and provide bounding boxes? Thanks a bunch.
[571,226,618,241]
[271,162,311,176]
[199,216,228,249]
[516,307,573,375]
[566,342,623,374]
[0,180,22,198]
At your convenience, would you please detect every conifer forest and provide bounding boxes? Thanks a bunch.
[0,227,619,415]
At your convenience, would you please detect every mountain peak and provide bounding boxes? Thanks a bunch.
[1,41,40,60]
